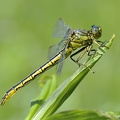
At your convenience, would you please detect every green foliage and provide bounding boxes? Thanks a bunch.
[45,110,116,120]
[25,75,57,120]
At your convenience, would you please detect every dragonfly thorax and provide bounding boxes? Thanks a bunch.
[69,29,93,49]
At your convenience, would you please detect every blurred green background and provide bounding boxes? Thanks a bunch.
[0,0,119,119]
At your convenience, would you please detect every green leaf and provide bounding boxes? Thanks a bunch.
[45,110,116,120]
[32,35,115,120]
[25,75,57,120]
[106,111,120,119]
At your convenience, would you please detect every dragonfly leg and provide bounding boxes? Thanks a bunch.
[86,45,96,56]
[70,47,86,66]
[70,47,94,73]
[96,40,109,48]
[95,40,109,53]
[87,48,99,58]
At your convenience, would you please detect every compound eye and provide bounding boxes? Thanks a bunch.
[91,25,102,39]
[91,25,99,33]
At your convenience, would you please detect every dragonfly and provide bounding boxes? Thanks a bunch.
[0,18,102,105]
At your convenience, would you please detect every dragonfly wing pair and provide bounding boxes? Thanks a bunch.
[49,18,73,75]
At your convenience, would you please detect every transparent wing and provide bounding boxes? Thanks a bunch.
[56,49,65,75]
[49,18,73,75]
[53,18,70,38]
[56,28,73,75]
[48,44,58,59]
[49,18,73,59]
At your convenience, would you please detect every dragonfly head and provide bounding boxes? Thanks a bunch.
[91,25,102,39]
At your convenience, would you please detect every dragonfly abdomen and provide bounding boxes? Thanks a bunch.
[1,53,61,105]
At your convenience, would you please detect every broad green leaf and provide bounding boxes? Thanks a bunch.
[46,110,116,120]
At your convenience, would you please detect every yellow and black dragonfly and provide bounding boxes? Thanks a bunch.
[0,18,102,105]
